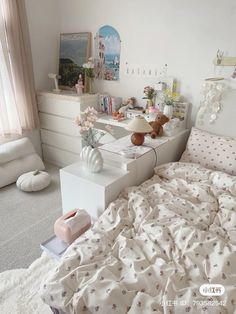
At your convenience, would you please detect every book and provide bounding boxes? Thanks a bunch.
[109,96,112,115]
[104,96,109,113]
[98,94,122,114]
[111,97,122,112]
[40,235,69,260]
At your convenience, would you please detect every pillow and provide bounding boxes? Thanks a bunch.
[0,137,35,164]
[16,170,51,192]
[180,127,236,175]
[0,153,45,188]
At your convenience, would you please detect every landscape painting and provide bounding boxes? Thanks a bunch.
[95,25,121,81]
[59,32,91,88]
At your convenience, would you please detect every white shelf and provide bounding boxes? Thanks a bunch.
[99,134,169,157]
[62,161,129,187]
[60,162,130,218]
[38,90,98,102]
[97,114,130,127]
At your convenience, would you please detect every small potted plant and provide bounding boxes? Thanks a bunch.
[163,89,180,118]
[142,86,156,108]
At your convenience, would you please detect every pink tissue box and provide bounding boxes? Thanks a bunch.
[54,209,91,244]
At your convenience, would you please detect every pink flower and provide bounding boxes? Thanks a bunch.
[87,114,97,123]
[84,107,98,115]
[79,126,86,134]
[84,120,94,128]
[75,116,81,126]
[84,120,90,127]
[143,85,156,100]
[75,106,100,145]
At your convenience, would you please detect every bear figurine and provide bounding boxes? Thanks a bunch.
[149,112,169,138]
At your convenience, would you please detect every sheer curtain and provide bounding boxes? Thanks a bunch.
[0,0,39,137]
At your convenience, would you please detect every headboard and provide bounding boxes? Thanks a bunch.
[195,88,236,138]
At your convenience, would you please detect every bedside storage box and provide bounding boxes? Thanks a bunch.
[60,161,130,218]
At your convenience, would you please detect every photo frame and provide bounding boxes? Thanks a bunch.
[58,32,91,89]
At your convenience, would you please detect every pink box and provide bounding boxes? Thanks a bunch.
[54,209,91,244]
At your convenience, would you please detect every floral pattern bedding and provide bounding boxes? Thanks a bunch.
[41,162,236,314]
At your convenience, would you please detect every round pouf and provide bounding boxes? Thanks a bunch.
[16,170,51,192]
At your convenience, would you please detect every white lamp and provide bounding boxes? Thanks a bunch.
[126,115,153,145]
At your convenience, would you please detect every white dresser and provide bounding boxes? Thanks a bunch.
[37,91,98,167]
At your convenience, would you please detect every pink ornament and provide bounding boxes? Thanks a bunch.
[75,74,84,95]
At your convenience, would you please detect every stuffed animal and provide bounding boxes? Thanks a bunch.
[118,97,136,114]
[149,112,169,138]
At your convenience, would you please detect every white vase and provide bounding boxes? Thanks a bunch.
[80,146,103,173]
[163,105,173,118]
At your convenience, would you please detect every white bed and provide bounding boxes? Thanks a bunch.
[41,89,236,314]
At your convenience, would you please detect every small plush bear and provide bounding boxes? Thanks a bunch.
[149,112,169,138]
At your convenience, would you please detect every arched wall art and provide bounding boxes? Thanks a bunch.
[94,25,121,81]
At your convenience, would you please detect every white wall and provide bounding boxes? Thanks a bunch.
[25,0,60,91]
[58,0,236,121]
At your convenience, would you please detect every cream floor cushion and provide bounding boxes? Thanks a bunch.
[16,170,51,192]
[0,138,45,188]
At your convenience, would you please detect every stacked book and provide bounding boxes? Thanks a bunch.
[99,94,122,114]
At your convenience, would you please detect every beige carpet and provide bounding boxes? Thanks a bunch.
[0,163,62,272]
[0,252,56,314]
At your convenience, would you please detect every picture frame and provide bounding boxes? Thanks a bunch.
[58,32,91,89]
[95,25,121,81]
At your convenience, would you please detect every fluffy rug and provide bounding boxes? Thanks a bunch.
[0,163,62,273]
[0,252,56,314]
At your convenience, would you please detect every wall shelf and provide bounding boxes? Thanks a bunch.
[213,56,236,66]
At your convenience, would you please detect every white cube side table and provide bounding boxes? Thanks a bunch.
[60,162,129,219]
[99,130,190,186]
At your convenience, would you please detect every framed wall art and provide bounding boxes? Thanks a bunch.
[94,25,121,81]
[59,32,91,89]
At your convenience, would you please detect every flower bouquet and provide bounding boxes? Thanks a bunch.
[163,89,180,118]
[83,58,95,93]
[164,89,180,106]
[75,107,112,147]
[75,107,113,173]
[142,86,157,107]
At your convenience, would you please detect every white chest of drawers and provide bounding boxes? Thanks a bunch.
[37,91,98,167]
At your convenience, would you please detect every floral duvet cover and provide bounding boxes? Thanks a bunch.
[41,162,236,314]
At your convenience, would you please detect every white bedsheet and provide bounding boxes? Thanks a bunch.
[41,162,236,314]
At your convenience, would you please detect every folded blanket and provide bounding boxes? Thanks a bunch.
[0,138,35,164]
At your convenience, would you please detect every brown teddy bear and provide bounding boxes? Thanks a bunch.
[149,112,169,138]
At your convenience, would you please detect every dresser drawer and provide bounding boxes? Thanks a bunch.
[37,94,98,118]
[40,129,82,154]
[39,113,78,136]
[42,144,79,167]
